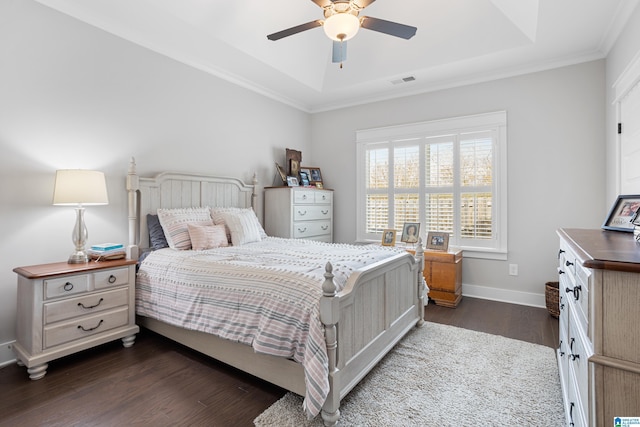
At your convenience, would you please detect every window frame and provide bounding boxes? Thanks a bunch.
[356,111,508,260]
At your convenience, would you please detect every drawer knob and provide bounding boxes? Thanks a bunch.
[63,282,74,292]
[565,260,574,267]
[558,249,565,258]
[108,275,117,284]
[77,319,104,332]
[302,194,307,199]
[78,298,104,310]
[559,270,565,275]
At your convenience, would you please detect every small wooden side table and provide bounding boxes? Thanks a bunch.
[408,249,463,307]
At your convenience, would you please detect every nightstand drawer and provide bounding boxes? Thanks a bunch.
[45,275,90,299]
[293,205,332,221]
[44,288,129,324]
[44,306,129,349]
[95,267,130,289]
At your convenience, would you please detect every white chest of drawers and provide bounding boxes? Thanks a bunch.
[13,259,140,380]
[557,229,640,426]
[264,187,333,242]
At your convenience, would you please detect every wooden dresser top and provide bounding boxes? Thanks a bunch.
[558,228,640,273]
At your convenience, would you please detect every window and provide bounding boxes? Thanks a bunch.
[356,111,507,259]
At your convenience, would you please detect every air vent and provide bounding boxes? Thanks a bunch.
[390,76,416,85]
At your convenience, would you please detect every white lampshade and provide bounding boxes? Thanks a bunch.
[53,170,109,206]
[323,13,360,41]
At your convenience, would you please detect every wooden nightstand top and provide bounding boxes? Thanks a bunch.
[13,259,137,279]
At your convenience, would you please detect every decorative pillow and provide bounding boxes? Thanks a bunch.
[187,223,228,250]
[157,207,213,250]
[217,210,263,246]
[146,214,169,250]
[210,207,267,241]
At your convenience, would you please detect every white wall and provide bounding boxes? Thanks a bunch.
[0,0,311,364]
[606,3,640,200]
[311,60,607,304]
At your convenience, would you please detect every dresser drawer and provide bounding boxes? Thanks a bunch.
[293,205,332,221]
[314,191,332,204]
[45,274,90,299]
[293,220,331,239]
[44,306,129,349]
[293,190,316,204]
[95,267,130,289]
[44,287,129,324]
[568,312,590,419]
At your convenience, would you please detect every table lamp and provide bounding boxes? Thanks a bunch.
[52,169,109,263]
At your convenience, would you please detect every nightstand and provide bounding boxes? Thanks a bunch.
[13,259,139,380]
[407,249,463,307]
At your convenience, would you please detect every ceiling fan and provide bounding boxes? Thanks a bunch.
[267,0,417,67]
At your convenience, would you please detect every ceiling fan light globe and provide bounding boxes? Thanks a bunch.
[323,13,360,41]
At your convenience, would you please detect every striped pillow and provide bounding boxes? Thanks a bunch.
[157,207,212,250]
[211,207,267,241]
[187,223,228,250]
[218,210,263,246]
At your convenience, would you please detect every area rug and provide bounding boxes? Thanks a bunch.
[254,322,564,426]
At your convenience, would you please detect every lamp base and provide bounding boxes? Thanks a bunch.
[68,251,89,264]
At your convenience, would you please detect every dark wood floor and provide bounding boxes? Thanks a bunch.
[0,297,558,427]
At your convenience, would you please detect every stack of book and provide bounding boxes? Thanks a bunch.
[88,243,126,260]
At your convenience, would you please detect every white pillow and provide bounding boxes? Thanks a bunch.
[187,223,228,250]
[157,207,212,250]
[210,207,267,241]
[218,210,263,246]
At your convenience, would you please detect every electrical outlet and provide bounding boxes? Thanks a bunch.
[509,264,518,276]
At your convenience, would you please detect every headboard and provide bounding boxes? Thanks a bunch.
[125,157,257,259]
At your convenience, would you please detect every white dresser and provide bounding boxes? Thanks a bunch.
[264,187,333,242]
[13,259,139,380]
[557,229,640,426]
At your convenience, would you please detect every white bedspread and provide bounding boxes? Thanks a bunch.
[136,237,407,418]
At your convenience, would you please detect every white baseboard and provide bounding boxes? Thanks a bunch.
[0,340,17,368]
[462,283,546,308]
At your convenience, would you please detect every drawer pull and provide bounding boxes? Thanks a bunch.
[321,195,326,200]
[569,337,580,361]
[302,194,307,200]
[108,275,117,284]
[565,260,574,267]
[321,225,328,231]
[559,340,565,357]
[572,285,581,301]
[298,210,307,216]
[321,210,329,215]
[559,270,565,275]
[569,402,575,426]
[558,249,565,258]
[77,319,104,332]
[297,227,307,233]
[78,298,104,310]
[63,282,74,292]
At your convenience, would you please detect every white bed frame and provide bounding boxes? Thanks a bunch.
[125,158,426,426]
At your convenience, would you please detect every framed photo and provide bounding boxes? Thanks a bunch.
[299,171,311,186]
[427,231,450,251]
[286,148,302,176]
[286,176,299,187]
[381,229,397,246]
[303,166,323,185]
[400,222,420,243]
[275,162,287,184]
[602,194,640,232]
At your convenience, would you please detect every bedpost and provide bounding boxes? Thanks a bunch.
[251,172,258,210]
[126,157,140,260]
[415,238,426,326]
[319,262,340,427]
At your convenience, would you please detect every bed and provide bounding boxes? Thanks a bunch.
[125,158,426,426]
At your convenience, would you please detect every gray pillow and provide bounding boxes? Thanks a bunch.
[147,214,169,250]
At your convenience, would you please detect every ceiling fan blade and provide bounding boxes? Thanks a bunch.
[311,0,333,7]
[360,16,417,39]
[267,20,323,41]
[354,0,376,8]
[332,40,347,63]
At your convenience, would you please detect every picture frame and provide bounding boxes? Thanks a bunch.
[400,222,420,244]
[275,162,287,184]
[602,194,640,232]
[299,171,311,186]
[426,231,450,251]
[286,176,299,187]
[286,149,302,176]
[303,166,323,185]
[381,229,397,246]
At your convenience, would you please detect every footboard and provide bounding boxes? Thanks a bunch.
[320,246,425,425]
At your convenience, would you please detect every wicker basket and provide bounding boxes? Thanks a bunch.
[545,281,560,318]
